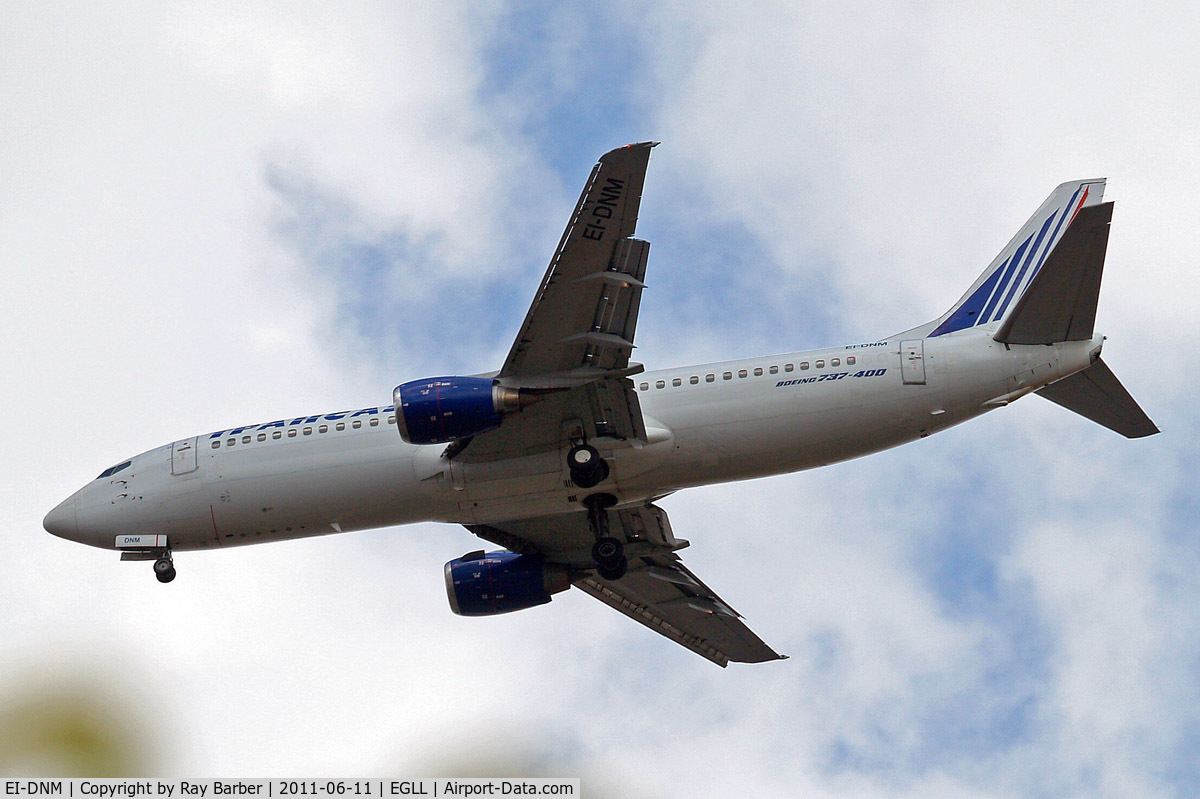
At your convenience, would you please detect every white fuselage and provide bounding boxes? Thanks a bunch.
[46,330,1103,553]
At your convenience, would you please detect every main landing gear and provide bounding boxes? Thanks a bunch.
[585,493,627,581]
[569,441,625,580]
[153,553,176,583]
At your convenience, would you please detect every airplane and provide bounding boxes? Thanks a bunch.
[44,142,1158,667]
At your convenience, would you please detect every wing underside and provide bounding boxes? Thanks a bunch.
[468,504,785,667]
[575,554,784,667]
[499,144,655,382]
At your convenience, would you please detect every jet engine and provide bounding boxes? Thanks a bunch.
[392,376,535,445]
[444,550,570,616]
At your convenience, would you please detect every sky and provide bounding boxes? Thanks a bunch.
[3,1,1199,795]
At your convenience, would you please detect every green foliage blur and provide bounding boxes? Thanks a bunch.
[0,671,155,776]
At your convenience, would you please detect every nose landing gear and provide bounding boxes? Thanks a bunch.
[153,554,176,583]
[118,537,177,583]
[585,493,627,581]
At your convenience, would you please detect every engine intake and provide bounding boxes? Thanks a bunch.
[392,376,534,445]
[444,550,570,616]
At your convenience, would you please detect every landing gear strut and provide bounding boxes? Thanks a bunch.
[153,553,176,583]
[585,494,627,581]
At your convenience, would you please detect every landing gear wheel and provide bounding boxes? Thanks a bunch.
[596,556,628,582]
[584,493,625,578]
[567,443,599,471]
[591,536,624,567]
[567,444,609,488]
[153,556,176,583]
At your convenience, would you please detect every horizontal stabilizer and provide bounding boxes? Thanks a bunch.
[1037,357,1159,438]
[995,202,1112,344]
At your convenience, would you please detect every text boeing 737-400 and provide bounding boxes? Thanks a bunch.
[44,143,1158,666]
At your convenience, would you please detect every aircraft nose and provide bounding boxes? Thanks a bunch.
[43,496,79,541]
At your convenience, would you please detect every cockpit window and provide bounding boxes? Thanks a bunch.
[96,460,132,480]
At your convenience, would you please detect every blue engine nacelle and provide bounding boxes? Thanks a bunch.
[392,376,533,445]
[444,550,570,616]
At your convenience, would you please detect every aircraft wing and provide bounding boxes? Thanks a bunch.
[499,142,655,382]
[458,143,656,463]
[467,503,786,667]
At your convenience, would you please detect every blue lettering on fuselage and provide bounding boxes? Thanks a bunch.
[208,407,389,439]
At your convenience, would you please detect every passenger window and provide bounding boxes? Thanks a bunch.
[738,369,748,378]
[847,356,856,365]
[211,441,220,449]
[370,418,379,427]
[388,416,396,424]
[656,380,666,389]
[257,433,266,442]
[272,431,282,439]
[639,383,649,391]
[831,358,840,367]
[227,439,236,447]
[800,362,810,370]
[242,435,251,444]
[288,429,297,437]
[784,364,794,372]
[303,427,312,436]
[672,378,682,387]
[318,425,328,433]
[754,367,763,377]
[816,360,825,368]
[723,372,732,380]
[689,376,699,384]
[352,420,362,429]
[769,366,778,374]
[336,422,345,431]
[706,374,715,382]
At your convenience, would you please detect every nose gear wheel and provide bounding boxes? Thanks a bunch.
[153,554,176,583]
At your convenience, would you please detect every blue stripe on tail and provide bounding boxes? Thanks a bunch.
[928,260,1007,337]
[989,211,1059,322]
[980,234,1032,322]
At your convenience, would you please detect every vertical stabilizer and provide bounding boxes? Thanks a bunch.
[993,201,1112,344]
[908,179,1107,339]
